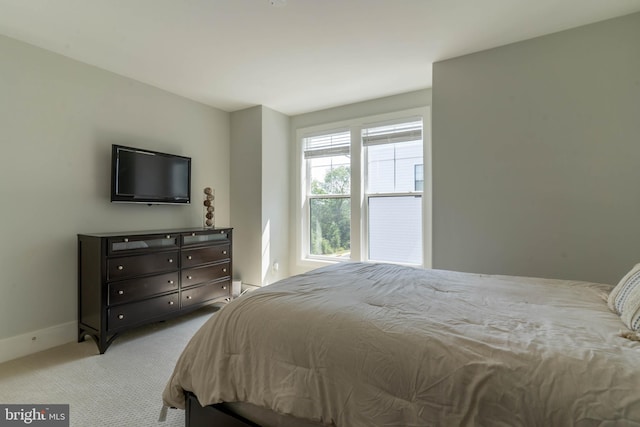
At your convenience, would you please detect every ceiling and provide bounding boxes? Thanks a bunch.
[1,0,639,115]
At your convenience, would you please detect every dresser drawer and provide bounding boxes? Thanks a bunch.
[181,281,230,308]
[107,293,179,331]
[107,251,179,281]
[182,245,230,268]
[108,272,179,305]
[108,234,178,255]
[182,229,231,247]
[182,262,230,288]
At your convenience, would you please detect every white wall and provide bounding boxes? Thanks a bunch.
[432,12,640,284]
[0,34,230,359]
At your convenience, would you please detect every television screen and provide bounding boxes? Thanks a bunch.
[111,145,191,204]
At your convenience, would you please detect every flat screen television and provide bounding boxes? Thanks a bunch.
[111,144,191,205]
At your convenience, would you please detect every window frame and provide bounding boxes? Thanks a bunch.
[362,117,425,266]
[295,107,432,272]
[300,126,353,263]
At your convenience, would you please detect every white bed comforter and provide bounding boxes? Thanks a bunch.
[163,262,640,426]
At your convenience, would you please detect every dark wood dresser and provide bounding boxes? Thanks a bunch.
[77,227,232,353]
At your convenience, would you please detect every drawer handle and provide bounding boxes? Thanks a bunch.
[168,301,174,305]
[186,295,192,300]
[191,233,196,236]
[123,238,129,242]
[222,286,227,290]
[117,265,124,271]
[118,314,124,320]
[222,250,227,255]
[187,275,192,280]
[222,268,227,273]
[117,290,124,295]
[168,280,174,284]
[166,235,171,239]
[168,258,173,263]
[220,230,225,234]
[187,255,192,260]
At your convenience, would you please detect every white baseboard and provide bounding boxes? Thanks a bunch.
[240,283,260,293]
[0,321,77,364]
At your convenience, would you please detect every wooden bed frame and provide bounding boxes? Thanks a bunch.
[185,392,258,427]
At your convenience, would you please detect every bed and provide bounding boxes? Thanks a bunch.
[162,261,640,426]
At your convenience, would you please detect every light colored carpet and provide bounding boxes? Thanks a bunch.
[0,305,219,427]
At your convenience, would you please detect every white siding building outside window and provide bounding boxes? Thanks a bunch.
[364,120,423,264]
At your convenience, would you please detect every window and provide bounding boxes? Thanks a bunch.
[415,164,424,191]
[303,130,351,259]
[297,108,430,268]
[364,120,423,264]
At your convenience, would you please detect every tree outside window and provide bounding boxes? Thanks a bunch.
[309,165,351,257]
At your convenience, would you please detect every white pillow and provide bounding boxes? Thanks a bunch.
[608,263,640,330]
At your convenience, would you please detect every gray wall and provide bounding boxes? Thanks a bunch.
[230,106,263,286]
[0,34,230,347]
[262,106,290,285]
[291,89,431,129]
[230,105,290,286]
[432,12,640,284]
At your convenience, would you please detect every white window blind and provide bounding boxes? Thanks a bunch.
[362,120,422,147]
[303,131,350,159]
